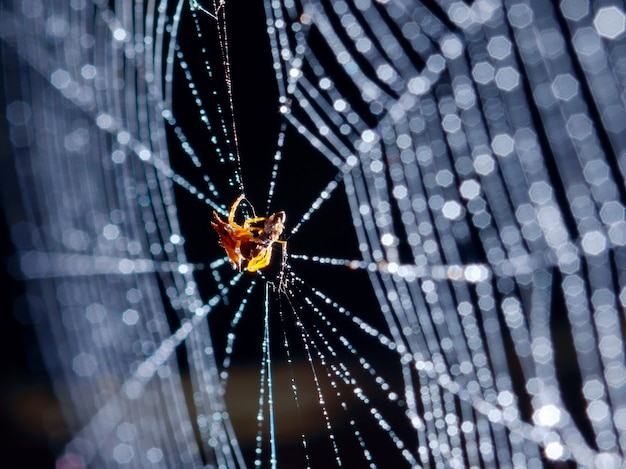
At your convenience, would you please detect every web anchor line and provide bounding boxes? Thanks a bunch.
[192,0,244,195]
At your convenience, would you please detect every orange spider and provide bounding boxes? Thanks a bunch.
[211,195,287,272]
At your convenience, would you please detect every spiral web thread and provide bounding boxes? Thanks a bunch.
[2,0,626,467]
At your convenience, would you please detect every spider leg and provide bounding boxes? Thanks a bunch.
[228,194,246,225]
[247,245,273,272]
[243,216,266,229]
[277,240,287,270]
[242,226,264,234]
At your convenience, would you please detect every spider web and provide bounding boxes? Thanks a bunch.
[2,0,626,468]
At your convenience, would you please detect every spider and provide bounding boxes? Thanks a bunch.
[211,195,287,273]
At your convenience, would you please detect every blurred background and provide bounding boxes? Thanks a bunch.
[3,1,626,468]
